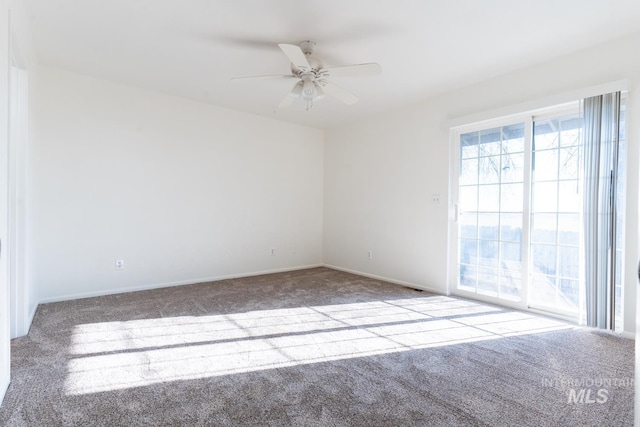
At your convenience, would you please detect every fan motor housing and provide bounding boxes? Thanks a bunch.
[290,40,323,76]
[299,40,316,55]
[291,57,323,75]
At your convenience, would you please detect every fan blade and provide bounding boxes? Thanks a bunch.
[278,44,310,69]
[231,74,295,81]
[324,63,382,77]
[322,81,359,105]
[278,81,302,108]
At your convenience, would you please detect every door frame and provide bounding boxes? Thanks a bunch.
[0,6,11,406]
[8,26,28,338]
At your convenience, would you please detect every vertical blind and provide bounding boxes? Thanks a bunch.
[582,92,621,329]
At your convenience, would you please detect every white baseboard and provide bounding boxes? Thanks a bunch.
[8,304,40,340]
[26,304,38,332]
[322,264,443,295]
[0,376,8,407]
[36,264,324,305]
[619,330,635,340]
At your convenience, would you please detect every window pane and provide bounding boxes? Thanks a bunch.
[502,124,525,153]
[478,213,499,240]
[558,213,580,245]
[499,269,521,301]
[533,150,558,181]
[459,213,478,239]
[478,240,499,267]
[461,132,479,158]
[478,185,500,212]
[501,241,521,263]
[501,152,524,183]
[532,181,558,213]
[477,267,498,295]
[559,147,579,179]
[559,279,579,308]
[558,246,579,279]
[459,186,478,213]
[531,213,557,244]
[479,156,500,184]
[459,239,478,264]
[558,181,580,213]
[500,213,522,242]
[479,128,501,156]
[534,119,559,149]
[460,158,478,185]
[532,244,557,275]
[459,264,477,290]
[530,274,557,306]
[500,183,523,212]
[560,116,581,147]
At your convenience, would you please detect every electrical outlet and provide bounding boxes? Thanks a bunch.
[115,259,125,270]
[270,248,275,256]
[431,194,441,203]
[367,250,373,260]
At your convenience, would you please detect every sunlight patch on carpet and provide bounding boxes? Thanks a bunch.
[64,296,572,395]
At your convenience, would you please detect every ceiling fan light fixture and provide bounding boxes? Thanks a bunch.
[301,77,316,100]
[233,40,381,109]
[292,81,303,98]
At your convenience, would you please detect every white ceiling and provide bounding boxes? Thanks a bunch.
[23,0,640,129]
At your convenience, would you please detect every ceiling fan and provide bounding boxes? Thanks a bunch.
[232,40,382,110]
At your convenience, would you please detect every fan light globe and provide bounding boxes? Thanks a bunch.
[301,78,316,100]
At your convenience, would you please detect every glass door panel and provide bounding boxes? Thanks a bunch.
[457,123,525,301]
[529,114,582,315]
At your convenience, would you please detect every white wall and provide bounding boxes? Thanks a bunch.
[0,0,11,405]
[324,31,640,334]
[323,104,449,292]
[31,66,324,302]
[8,0,36,339]
[1,0,37,403]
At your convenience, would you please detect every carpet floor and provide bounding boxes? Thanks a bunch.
[0,267,634,426]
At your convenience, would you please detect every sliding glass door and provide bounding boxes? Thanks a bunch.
[453,107,594,319]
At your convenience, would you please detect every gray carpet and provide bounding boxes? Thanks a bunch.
[0,267,634,426]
